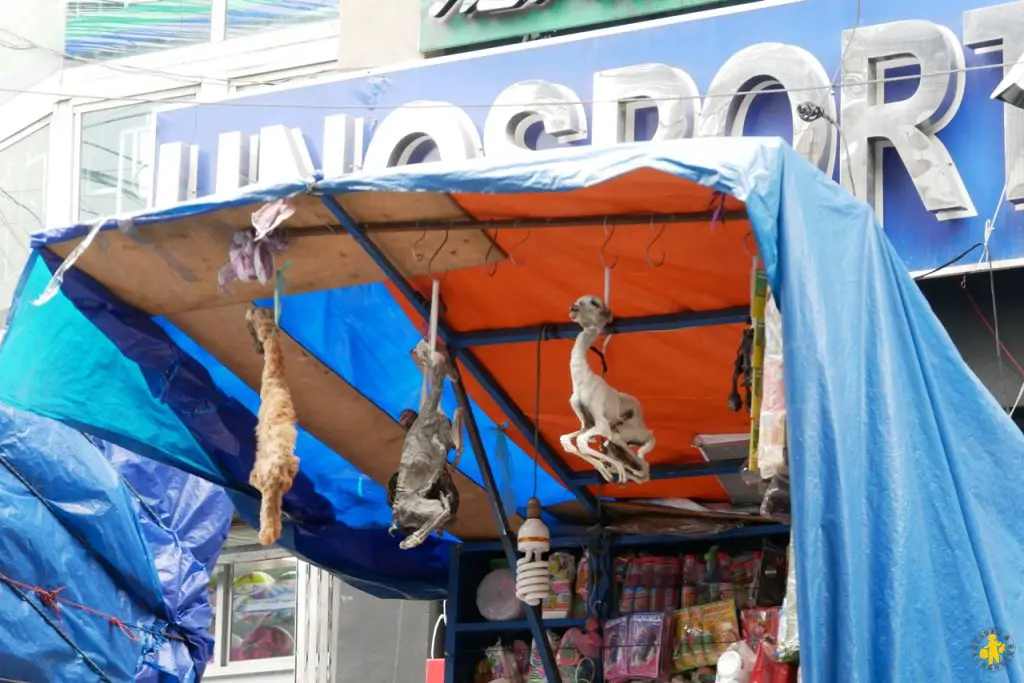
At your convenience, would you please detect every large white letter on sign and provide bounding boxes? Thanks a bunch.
[483,80,587,159]
[363,101,482,171]
[696,43,837,177]
[840,20,975,221]
[964,2,1024,212]
[591,64,701,146]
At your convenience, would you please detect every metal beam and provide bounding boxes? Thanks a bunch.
[358,209,749,233]
[452,347,600,516]
[452,307,749,348]
[450,372,563,683]
[321,195,601,517]
[566,458,748,486]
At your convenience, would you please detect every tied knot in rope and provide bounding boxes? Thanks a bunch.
[108,617,138,642]
[35,585,64,612]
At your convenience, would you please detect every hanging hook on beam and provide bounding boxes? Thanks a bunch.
[427,229,450,281]
[600,219,619,270]
[507,224,531,267]
[645,217,667,268]
[483,229,500,277]
[411,225,428,262]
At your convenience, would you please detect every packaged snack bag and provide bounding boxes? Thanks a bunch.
[699,600,741,664]
[673,607,705,671]
[486,639,523,682]
[543,552,576,618]
[741,607,781,654]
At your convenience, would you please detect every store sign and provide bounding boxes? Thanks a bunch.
[419,0,748,52]
[153,0,1024,273]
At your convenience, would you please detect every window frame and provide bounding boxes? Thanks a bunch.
[71,87,198,221]
[204,546,298,678]
[0,117,52,285]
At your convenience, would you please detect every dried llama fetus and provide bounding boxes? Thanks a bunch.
[559,295,654,484]
[245,305,300,546]
[389,340,465,550]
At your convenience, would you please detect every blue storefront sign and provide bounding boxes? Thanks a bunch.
[153,0,1024,274]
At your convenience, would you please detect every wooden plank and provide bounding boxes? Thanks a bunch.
[49,207,498,316]
[168,303,517,540]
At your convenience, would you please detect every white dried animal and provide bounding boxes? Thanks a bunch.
[559,295,654,484]
[389,340,465,550]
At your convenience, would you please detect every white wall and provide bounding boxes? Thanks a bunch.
[0,0,65,107]
[338,0,423,70]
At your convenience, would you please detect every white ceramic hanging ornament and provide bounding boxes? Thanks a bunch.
[515,497,551,606]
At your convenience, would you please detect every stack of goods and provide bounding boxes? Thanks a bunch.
[526,628,599,682]
[603,539,791,683]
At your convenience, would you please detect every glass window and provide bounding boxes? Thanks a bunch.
[0,126,49,290]
[225,0,337,40]
[65,0,214,61]
[208,564,223,648]
[228,557,298,662]
[78,97,191,222]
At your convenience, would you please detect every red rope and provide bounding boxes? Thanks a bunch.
[963,287,1024,378]
[0,571,139,642]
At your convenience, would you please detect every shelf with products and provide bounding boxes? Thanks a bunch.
[449,523,795,683]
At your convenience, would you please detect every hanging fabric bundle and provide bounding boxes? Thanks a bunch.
[218,198,295,288]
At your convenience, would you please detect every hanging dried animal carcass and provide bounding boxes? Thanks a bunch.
[245,305,300,546]
[389,340,465,550]
[559,295,654,484]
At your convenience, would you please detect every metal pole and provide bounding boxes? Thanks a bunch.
[320,195,600,517]
[451,372,563,683]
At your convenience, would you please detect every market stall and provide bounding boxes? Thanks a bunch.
[2,136,1023,682]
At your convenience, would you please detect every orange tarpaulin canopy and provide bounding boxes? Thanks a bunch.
[380,167,755,502]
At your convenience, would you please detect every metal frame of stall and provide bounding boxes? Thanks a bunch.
[320,196,786,682]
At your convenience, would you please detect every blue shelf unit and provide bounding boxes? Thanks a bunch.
[444,523,791,683]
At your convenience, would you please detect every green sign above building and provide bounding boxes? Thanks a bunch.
[420,0,742,52]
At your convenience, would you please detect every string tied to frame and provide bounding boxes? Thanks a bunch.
[598,219,617,362]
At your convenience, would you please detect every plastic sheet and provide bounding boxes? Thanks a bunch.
[0,401,225,682]
[8,138,1024,680]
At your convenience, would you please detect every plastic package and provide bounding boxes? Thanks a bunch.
[486,639,523,682]
[527,631,561,683]
[478,568,524,622]
[543,552,576,618]
[776,544,799,663]
[603,616,630,681]
[741,607,781,654]
[754,541,787,607]
[715,640,757,683]
[628,611,671,679]
[759,472,791,519]
[700,601,741,664]
[572,551,591,618]
[757,292,786,479]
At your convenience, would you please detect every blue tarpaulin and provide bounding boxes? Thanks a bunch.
[3,137,1024,680]
[0,401,231,682]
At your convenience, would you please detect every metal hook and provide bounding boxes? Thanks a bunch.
[742,231,757,259]
[427,229,450,281]
[506,225,531,266]
[411,227,428,262]
[600,219,619,269]
[483,229,500,276]
[645,217,666,268]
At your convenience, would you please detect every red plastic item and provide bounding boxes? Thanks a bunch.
[425,658,445,683]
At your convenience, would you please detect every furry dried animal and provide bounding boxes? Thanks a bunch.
[728,319,754,412]
[559,295,654,484]
[245,305,300,546]
[389,340,465,550]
